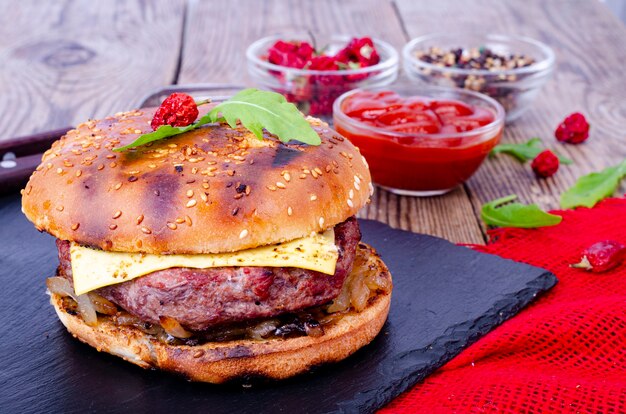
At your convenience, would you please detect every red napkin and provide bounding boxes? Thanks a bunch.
[381,198,626,413]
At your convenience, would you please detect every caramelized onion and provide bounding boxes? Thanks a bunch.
[248,319,279,340]
[159,316,193,339]
[88,293,118,315]
[46,277,97,326]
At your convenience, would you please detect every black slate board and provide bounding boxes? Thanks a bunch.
[0,192,556,414]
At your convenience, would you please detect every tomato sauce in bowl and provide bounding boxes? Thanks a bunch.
[333,87,505,196]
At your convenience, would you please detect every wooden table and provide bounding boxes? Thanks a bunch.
[2,0,625,244]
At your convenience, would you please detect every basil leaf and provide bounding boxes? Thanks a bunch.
[114,89,319,151]
[490,138,572,164]
[481,194,562,228]
[206,89,321,145]
[560,160,626,209]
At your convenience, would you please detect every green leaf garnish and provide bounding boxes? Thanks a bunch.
[113,89,320,151]
[560,160,626,209]
[481,194,563,228]
[490,138,572,164]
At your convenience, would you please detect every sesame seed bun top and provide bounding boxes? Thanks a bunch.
[21,107,372,254]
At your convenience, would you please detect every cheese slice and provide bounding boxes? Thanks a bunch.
[71,230,338,295]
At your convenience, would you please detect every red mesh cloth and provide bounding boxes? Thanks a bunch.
[381,198,626,413]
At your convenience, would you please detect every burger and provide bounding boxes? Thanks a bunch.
[21,95,392,383]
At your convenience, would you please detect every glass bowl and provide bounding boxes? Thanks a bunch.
[333,85,505,196]
[246,34,399,120]
[402,33,555,122]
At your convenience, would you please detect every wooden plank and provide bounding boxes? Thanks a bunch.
[0,0,185,138]
[396,0,626,227]
[180,0,485,244]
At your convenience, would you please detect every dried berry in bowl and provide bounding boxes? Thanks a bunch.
[403,34,555,122]
[247,35,398,119]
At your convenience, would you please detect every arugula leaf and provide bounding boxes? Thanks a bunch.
[490,138,572,164]
[114,89,319,151]
[560,160,626,209]
[205,89,320,145]
[481,194,563,228]
[113,124,200,152]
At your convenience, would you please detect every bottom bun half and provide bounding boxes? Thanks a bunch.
[50,244,392,383]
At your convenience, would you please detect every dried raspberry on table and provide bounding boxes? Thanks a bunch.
[531,150,559,178]
[151,93,199,131]
[555,112,590,144]
[571,240,626,273]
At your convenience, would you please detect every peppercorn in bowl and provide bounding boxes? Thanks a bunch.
[247,34,399,119]
[403,33,555,122]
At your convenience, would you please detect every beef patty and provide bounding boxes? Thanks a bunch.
[57,217,360,331]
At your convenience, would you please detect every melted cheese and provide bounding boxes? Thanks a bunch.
[70,230,338,295]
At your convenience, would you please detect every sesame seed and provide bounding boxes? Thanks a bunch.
[319,217,325,227]
[347,199,354,208]
[369,183,375,195]
[110,162,117,168]
[299,174,307,179]
[200,193,208,202]
[227,170,235,176]
[175,218,185,224]
[311,170,319,178]
[114,182,122,190]
[75,170,82,177]
[354,175,361,184]
[284,172,291,182]
[141,226,152,234]
[314,167,323,175]
[239,229,248,239]
[97,164,104,171]
[167,222,177,230]
[56,205,64,211]
[106,154,116,159]
[134,129,142,134]
[354,182,361,191]
[191,167,198,174]
[310,194,317,201]
[71,223,80,231]
[25,185,32,195]
[233,193,244,200]
[193,350,205,358]
[136,215,144,225]
[245,185,251,196]
[109,224,118,230]
[186,199,197,208]
[202,182,209,189]
[276,181,286,189]
[267,185,276,191]
[186,190,194,198]
[325,165,332,173]
[56,168,63,174]
[185,215,192,226]
[287,206,293,216]
[113,211,122,219]
[349,189,354,199]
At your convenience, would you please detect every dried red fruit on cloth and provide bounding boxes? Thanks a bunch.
[335,37,380,66]
[555,112,590,144]
[571,240,626,273]
[531,150,559,178]
[151,93,199,131]
[267,40,314,69]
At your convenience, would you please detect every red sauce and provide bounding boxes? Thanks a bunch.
[334,90,503,193]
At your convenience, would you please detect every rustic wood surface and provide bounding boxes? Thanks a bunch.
[2,0,625,244]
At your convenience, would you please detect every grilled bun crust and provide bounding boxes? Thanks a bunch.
[49,244,391,383]
[22,107,372,254]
